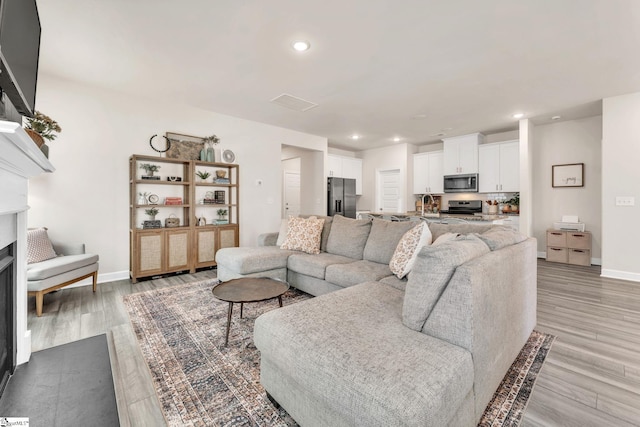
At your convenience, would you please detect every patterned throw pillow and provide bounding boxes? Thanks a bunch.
[280,216,325,254]
[389,222,433,279]
[27,228,57,264]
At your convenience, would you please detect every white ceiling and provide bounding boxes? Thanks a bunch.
[36,0,640,151]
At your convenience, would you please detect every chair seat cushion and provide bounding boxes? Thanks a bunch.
[27,254,99,281]
[325,260,392,288]
[287,252,355,280]
[215,246,295,275]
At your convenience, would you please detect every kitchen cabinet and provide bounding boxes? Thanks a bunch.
[413,151,444,194]
[478,140,519,192]
[442,133,483,175]
[327,154,363,195]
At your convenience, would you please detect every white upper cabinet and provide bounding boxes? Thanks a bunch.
[328,154,363,195]
[478,140,519,192]
[327,155,343,178]
[442,133,483,175]
[413,151,444,194]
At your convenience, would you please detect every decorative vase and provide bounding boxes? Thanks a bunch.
[200,148,207,161]
[25,129,44,148]
[216,170,227,179]
[137,195,147,205]
[206,145,214,162]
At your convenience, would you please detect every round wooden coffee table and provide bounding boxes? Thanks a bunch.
[212,277,290,346]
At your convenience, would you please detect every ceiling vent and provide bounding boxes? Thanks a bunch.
[270,93,318,112]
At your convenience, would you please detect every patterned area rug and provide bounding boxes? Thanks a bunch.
[123,279,554,427]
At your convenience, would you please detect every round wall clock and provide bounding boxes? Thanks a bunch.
[222,149,236,163]
[148,194,159,204]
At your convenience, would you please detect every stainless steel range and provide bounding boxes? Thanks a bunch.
[444,200,483,215]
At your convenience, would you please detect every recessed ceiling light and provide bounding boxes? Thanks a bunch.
[551,115,561,120]
[292,40,310,52]
[429,132,446,137]
[393,137,401,142]
[411,114,428,119]
[351,134,360,140]
[512,113,525,119]
[441,127,453,131]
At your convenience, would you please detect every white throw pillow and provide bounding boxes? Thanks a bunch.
[431,232,461,246]
[280,216,325,254]
[27,228,57,264]
[389,222,433,279]
[275,217,290,247]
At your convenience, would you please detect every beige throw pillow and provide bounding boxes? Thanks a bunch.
[280,216,325,254]
[27,228,57,264]
[389,222,433,279]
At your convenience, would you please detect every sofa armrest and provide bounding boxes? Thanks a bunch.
[258,232,279,247]
[52,242,86,256]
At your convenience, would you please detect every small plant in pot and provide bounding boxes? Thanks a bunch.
[145,207,159,220]
[24,111,62,147]
[196,170,211,181]
[139,163,161,177]
[507,193,520,213]
[217,208,228,219]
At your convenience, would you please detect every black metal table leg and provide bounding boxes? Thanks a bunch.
[225,302,233,346]
[278,295,283,307]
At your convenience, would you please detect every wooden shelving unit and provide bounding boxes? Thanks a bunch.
[129,155,239,283]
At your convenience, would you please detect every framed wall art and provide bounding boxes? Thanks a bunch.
[552,163,584,188]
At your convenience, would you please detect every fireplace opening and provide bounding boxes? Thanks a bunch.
[0,242,16,397]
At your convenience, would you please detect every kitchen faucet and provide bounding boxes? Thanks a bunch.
[421,193,435,216]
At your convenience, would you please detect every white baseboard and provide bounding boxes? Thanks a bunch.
[65,270,130,290]
[537,251,602,266]
[601,269,640,283]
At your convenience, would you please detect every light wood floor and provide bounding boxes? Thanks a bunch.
[26,261,640,427]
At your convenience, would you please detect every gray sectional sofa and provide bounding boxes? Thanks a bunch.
[215,215,537,426]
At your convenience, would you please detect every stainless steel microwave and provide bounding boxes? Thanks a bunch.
[443,173,478,193]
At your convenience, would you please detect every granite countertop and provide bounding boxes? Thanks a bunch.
[370,211,519,221]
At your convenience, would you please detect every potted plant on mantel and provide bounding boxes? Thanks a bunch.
[24,111,62,158]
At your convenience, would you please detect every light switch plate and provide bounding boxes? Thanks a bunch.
[615,196,635,206]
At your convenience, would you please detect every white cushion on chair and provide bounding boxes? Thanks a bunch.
[27,253,99,281]
[27,228,57,264]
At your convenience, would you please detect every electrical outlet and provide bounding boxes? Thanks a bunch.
[615,196,635,206]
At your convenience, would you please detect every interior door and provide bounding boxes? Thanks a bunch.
[284,171,301,218]
[377,169,401,213]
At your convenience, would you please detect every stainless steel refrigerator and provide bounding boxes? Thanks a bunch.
[327,177,356,218]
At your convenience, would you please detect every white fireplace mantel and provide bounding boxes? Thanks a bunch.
[0,119,55,364]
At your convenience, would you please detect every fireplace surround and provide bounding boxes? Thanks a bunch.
[0,120,54,378]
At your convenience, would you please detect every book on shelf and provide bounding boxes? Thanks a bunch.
[164,197,183,205]
[214,178,230,184]
[141,176,161,180]
[215,219,229,225]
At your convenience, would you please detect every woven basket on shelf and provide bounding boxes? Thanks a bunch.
[164,214,180,228]
[25,129,45,148]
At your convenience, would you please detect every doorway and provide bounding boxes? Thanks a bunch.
[376,169,402,213]
[283,171,301,218]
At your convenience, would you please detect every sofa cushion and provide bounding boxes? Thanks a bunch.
[362,219,415,264]
[287,252,355,280]
[280,216,325,254]
[254,282,474,427]
[27,253,99,281]
[214,246,296,275]
[432,232,460,246]
[275,218,289,247]
[27,228,57,264]
[325,260,392,288]
[379,274,408,292]
[325,215,372,259]
[402,234,490,331]
[476,226,526,251]
[427,223,493,241]
[389,222,433,279]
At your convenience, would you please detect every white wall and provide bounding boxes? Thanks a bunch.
[29,74,327,279]
[359,143,414,213]
[532,116,602,262]
[602,92,640,281]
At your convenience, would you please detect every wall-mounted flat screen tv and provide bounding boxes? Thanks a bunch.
[0,0,41,117]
